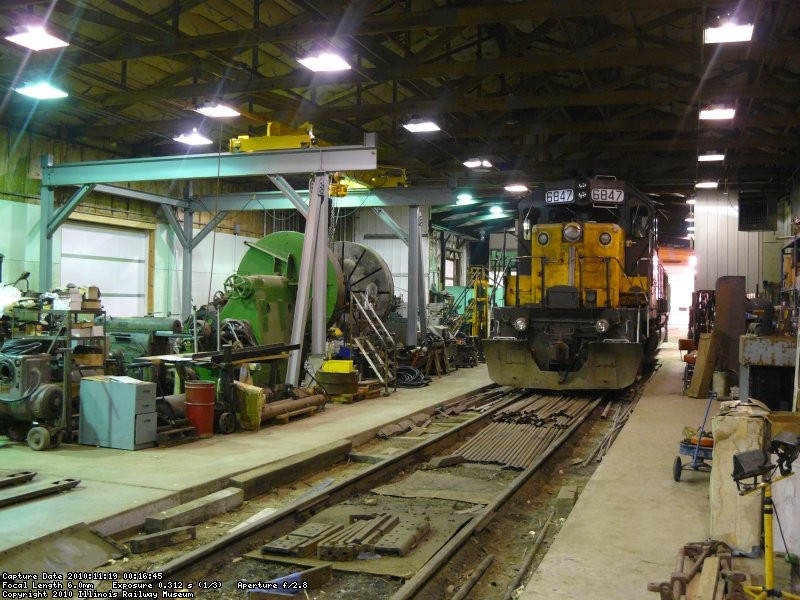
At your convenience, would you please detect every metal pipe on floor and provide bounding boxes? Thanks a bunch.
[260,394,327,422]
[501,515,554,600]
[451,554,494,600]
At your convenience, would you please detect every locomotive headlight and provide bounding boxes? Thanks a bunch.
[513,317,529,332]
[537,232,549,246]
[595,319,610,333]
[599,232,613,246]
[563,223,582,242]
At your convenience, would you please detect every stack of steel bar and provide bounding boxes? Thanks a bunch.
[440,386,524,416]
[454,394,596,469]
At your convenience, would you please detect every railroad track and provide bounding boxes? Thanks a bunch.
[98,384,629,598]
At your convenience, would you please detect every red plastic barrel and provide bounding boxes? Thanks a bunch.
[185,380,216,438]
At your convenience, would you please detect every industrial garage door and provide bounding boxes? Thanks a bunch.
[60,223,147,316]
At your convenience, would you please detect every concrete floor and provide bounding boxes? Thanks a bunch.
[521,340,716,598]
[0,365,490,553]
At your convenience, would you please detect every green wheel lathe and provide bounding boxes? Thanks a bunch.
[220,231,345,346]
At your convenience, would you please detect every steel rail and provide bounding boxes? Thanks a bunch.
[389,394,604,600]
[152,385,532,580]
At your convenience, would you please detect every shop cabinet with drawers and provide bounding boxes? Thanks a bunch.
[79,375,157,450]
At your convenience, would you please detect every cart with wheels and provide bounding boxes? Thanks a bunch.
[673,439,713,481]
[673,393,716,482]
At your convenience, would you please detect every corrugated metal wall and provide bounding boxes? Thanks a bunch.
[694,189,766,293]
[353,206,430,304]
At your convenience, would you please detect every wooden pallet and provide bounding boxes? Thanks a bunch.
[358,380,384,396]
[156,426,197,447]
[272,405,321,424]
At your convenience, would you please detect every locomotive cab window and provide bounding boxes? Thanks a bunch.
[631,209,649,238]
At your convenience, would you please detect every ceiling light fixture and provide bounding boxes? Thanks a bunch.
[687,226,696,232]
[403,116,440,133]
[704,22,754,44]
[195,102,240,118]
[700,106,735,120]
[698,151,725,162]
[504,184,529,193]
[173,128,213,145]
[5,25,69,51]
[489,205,503,214]
[14,81,67,99]
[455,193,476,206]
[463,158,493,169]
[298,52,351,72]
[695,181,718,189]
[686,198,696,205]
[685,216,695,222]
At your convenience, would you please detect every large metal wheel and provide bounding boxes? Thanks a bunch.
[673,456,683,482]
[233,231,345,325]
[332,241,394,319]
[26,426,51,451]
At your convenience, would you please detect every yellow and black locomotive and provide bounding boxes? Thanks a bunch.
[484,178,668,390]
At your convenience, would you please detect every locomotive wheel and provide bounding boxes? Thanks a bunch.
[26,426,51,451]
[218,412,236,434]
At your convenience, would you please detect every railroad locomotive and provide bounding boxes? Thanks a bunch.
[484,178,668,390]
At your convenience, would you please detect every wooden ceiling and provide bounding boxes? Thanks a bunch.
[1,0,798,246]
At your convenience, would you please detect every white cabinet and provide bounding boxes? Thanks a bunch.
[79,376,156,450]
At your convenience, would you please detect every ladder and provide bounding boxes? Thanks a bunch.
[351,293,397,394]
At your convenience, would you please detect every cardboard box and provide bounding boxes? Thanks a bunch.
[82,299,102,310]
[54,298,82,310]
[86,286,100,300]
[73,353,105,367]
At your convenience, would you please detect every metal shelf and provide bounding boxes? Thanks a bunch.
[9,308,106,443]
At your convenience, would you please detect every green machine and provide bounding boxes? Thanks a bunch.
[218,231,346,384]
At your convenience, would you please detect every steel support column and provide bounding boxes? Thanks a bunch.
[407,205,420,346]
[182,209,194,320]
[38,184,55,291]
[418,223,428,335]
[311,174,330,356]
[285,182,322,387]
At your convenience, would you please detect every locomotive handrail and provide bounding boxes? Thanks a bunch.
[489,255,534,308]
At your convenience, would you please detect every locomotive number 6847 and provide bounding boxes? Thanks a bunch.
[483,177,668,390]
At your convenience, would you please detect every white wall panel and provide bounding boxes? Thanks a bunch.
[61,223,147,316]
[153,225,257,318]
[695,189,763,293]
[0,199,53,289]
